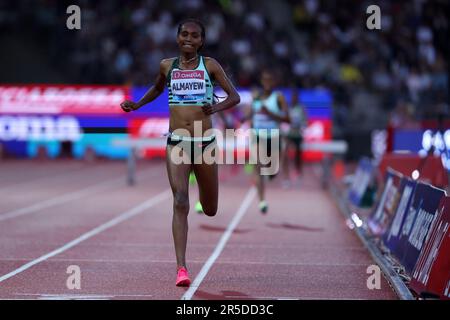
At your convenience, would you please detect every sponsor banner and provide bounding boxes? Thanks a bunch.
[0,85,331,118]
[128,118,169,138]
[410,196,450,299]
[0,115,131,159]
[421,119,450,130]
[290,90,331,160]
[348,157,374,207]
[383,178,417,252]
[76,116,128,133]
[0,85,129,115]
[72,133,129,160]
[393,128,450,172]
[0,140,28,157]
[128,118,170,158]
[130,87,169,117]
[368,168,403,236]
[302,119,332,161]
[0,86,332,160]
[297,89,332,119]
[0,115,81,142]
[131,87,332,119]
[393,130,423,153]
[24,133,129,159]
[394,183,446,274]
[130,87,332,161]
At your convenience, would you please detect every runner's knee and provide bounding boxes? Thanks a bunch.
[173,192,189,215]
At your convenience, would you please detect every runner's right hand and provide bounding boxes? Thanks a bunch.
[120,100,138,112]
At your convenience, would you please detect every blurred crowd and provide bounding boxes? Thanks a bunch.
[0,0,448,128]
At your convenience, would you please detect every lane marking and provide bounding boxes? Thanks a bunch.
[0,189,171,283]
[13,293,153,300]
[0,169,156,223]
[224,295,366,300]
[181,187,256,300]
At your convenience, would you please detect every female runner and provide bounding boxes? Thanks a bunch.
[120,19,240,286]
[247,69,290,213]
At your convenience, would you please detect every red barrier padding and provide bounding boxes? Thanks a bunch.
[128,117,168,158]
[379,153,448,189]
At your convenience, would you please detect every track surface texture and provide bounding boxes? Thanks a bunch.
[0,159,397,300]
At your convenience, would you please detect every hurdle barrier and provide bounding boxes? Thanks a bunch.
[113,137,347,188]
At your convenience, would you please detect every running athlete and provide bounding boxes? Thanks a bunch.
[246,69,290,213]
[281,88,307,186]
[120,19,240,286]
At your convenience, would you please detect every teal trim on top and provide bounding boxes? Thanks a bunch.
[167,56,214,106]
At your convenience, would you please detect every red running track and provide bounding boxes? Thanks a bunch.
[0,159,397,300]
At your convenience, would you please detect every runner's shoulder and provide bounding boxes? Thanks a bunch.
[204,57,224,77]
[160,57,177,73]
[203,56,221,68]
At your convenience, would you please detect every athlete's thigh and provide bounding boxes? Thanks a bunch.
[166,144,192,196]
[192,162,218,207]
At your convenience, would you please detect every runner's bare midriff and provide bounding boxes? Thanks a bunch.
[169,105,212,136]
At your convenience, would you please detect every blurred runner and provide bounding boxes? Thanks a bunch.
[281,88,308,188]
[245,69,290,213]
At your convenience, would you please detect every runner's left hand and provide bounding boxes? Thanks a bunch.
[202,102,217,115]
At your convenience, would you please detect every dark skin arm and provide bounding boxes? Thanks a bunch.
[120,59,172,112]
[260,93,291,123]
[202,57,240,115]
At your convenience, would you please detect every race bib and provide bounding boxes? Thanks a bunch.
[171,70,206,98]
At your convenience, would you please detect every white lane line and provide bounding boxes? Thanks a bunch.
[181,187,256,300]
[38,296,110,300]
[224,295,299,300]
[224,295,366,300]
[14,293,153,300]
[0,169,156,223]
[0,189,171,283]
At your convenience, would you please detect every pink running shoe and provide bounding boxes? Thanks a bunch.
[176,267,191,287]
